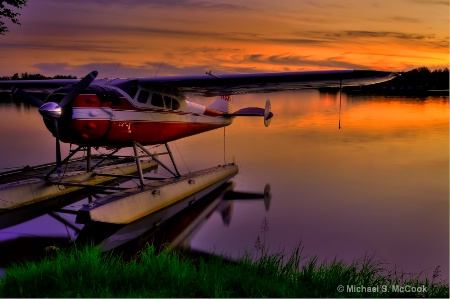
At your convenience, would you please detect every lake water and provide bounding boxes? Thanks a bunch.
[0,90,448,280]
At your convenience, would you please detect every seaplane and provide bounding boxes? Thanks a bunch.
[0,69,394,226]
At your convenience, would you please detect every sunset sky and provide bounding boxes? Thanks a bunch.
[0,0,448,78]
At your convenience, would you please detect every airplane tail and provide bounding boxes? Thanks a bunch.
[208,95,232,113]
[223,99,273,127]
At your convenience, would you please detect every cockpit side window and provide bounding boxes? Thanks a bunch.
[145,93,180,110]
[137,90,150,103]
[151,93,164,107]
[164,96,172,110]
[172,98,180,110]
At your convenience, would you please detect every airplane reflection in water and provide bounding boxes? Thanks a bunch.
[0,181,270,267]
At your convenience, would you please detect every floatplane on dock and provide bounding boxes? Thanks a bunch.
[0,69,394,228]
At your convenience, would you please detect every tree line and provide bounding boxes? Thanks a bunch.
[388,67,449,89]
[352,67,449,93]
[0,73,77,80]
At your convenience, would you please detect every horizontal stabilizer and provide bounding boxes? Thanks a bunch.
[231,107,265,116]
[224,100,273,127]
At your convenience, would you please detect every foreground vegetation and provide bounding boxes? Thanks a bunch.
[0,245,448,298]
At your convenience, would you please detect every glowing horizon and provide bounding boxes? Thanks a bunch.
[0,0,448,78]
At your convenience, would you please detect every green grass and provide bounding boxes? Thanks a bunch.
[0,244,448,298]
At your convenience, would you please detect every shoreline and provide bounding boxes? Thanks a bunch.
[0,245,448,297]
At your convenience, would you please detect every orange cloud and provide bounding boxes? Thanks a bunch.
[0,0,447,76]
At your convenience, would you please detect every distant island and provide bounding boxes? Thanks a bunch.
[328,67,449,96]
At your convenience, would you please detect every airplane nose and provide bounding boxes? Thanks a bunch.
[39,102,62,119]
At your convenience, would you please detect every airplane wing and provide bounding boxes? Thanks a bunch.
[0,70,394,98]
[0,79,79,94]
[133,70,395,97]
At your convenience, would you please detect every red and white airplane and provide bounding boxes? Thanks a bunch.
[0,69,394,174]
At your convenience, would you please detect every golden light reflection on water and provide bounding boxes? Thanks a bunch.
[186,91,449,279]
[0,92,448,279]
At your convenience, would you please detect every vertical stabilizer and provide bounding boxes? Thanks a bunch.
[208,95,232,113]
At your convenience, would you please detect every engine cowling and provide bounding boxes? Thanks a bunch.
[70,94,111,142]
[42,85,119,145]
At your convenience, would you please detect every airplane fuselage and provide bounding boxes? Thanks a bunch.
[44,84,232,147]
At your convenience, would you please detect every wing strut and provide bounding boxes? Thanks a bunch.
[339,80,342,129]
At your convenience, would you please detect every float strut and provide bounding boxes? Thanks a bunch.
[86,146,92,172]
[132,142,145,187]
[135,142,180,177]
[90,148,121,171]
[165,143,181,177]
[45,146,83,180]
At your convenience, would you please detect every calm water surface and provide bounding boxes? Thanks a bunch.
[0,90,448,279]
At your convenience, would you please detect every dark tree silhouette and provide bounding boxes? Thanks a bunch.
[340,67,449,94]
[0,0,27,35]
[1,73,78,79]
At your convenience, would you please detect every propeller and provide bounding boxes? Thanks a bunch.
[12,70,98,176]
[11,87,45,107]
[53,119,62,175]
[59,70,98,109]
[38,70,99,119]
